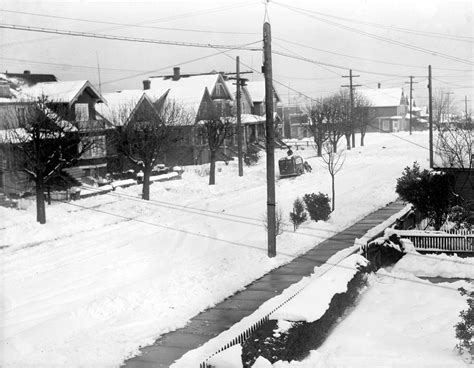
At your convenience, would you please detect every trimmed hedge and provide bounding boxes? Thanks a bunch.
[241,269,369,367]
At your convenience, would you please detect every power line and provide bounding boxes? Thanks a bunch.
[275,37,438,71]
[0,23,262,51]
[0,56,150,74]
[98,40,262,87]
[273,2,474,66]
[0,2,255,48]
[272,49,422,78]
[0,7,259,36]
[273,1,474,43]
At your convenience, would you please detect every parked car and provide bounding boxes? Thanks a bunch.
[278,155,305,177]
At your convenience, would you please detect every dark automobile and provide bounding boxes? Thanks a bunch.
[278,155,305,177]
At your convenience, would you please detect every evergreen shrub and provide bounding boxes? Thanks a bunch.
[303,192,331,222]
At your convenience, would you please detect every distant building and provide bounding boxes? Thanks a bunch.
[357,87,410,132]
[0,71,106,195]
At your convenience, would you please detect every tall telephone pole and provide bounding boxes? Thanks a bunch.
[342,69,361,148]
[428,66,433,168]
[236,56,244,177]
[405,76,418,135]
[263,21,276,258]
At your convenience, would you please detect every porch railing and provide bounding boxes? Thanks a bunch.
[393,229,474,253]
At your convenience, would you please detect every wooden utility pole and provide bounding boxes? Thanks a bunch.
[236,56,243,177]
[405,76,417,135]
[428,65,433,168]
[263,21,276,258]
[341,69,361,148]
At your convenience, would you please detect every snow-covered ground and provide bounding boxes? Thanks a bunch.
[1,132,432,367]
[273,268,472,368]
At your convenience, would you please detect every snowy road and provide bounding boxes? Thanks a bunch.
[1,132,431,367]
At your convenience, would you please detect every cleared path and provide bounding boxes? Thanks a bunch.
[123,200,406,368]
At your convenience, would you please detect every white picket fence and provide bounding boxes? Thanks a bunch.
[394,229,474,252]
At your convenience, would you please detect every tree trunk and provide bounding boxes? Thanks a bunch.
[47,186,51,205]
[331,175,335,212]
[36,179,46,224]
[333,141,338,153]
[142,167,151,200]
[345,134,351,150]
[360,132,366,147]
[316,132,322,157]
[209,150,216,185]
[351,131,356,148]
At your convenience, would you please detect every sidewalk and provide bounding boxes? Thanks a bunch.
[123,200,406,368]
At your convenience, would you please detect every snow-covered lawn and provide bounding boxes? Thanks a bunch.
[1,132,431,367]
[273,262,472,368]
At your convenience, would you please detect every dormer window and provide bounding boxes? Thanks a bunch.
[75,103,89,121]
[214,84,223,97]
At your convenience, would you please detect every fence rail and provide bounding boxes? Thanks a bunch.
[394,229,474,252]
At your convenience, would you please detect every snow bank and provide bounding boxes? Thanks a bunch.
[270,254,368,322]
[393,252,474,279]
[272,273,471,368]
[206,344,242,368]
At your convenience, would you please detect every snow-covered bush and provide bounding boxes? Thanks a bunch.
[454,287,473,362]
[362,231,407,271]
[395,162,454,230]
[448,205,472,230]
[303,192,331,222]
[289,197,307,231]
[244,145,260,166]
[241,269,369,367]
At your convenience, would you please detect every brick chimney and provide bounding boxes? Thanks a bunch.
[173,67,180,81]
[143,79,151,90]
[378,83,381,89]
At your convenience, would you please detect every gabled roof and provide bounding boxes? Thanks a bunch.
[96,89,160,126]
[19,80,104,105]
[5,72,57,86]
[245,80,282,104]
[147,73,232,113]
[357,88,407,107]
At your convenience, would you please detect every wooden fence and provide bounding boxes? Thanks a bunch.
[394,229,474,253]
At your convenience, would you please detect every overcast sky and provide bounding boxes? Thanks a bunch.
[1,0,472,112]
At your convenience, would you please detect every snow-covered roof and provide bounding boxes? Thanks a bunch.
[357,88,406,107]
[147,74,228,113]
[245,80,282,104]
[97,89,162,126]
[20,80,104,105]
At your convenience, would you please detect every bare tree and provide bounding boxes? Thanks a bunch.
[436,124,473,169]
[1,96,94,224]
[117,98,191,200]
[353,92,373,147]
[198,116,234,185]
[305,98,328,157]
[433,89,457,128]
[326,92,348,153]
[321,141,346,211]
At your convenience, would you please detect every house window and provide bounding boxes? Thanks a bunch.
[382,120,390,131]
[214,84,223,97]
[81,136,106,158]
[75,103,89,121]
[16,107,28,124]
[393,121,399,132]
